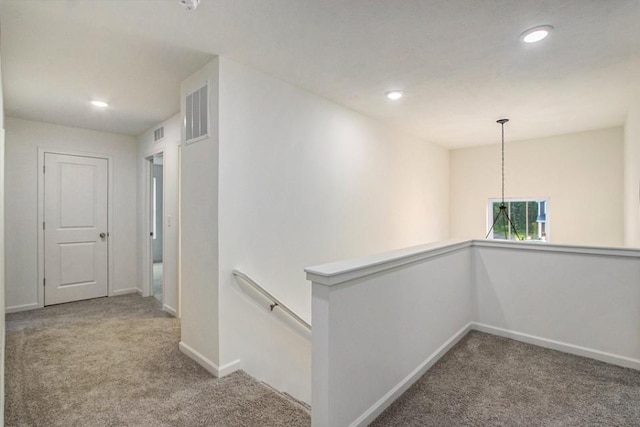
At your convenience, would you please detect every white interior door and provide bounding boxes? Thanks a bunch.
[44,153,109,305]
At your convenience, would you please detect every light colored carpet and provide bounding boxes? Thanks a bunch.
[5,294,311,427]
[153,262,163,302]
[10,296,639,426]
[372,331,640,426]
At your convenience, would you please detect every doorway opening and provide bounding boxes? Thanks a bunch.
[150,154,164,303]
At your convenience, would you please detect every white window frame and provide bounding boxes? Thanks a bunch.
[486,197,550,242]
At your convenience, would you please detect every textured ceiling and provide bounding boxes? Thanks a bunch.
[2,0,639,147]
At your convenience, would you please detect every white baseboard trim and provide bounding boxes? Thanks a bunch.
[7,290,142,312]
[163,304,177,317]
[6,303,41,313]
[179,341,242,378]
[179,341,219,376]
[471,322,640,371]
[218,358,243,377]
[111,288,141,296]
[350,322,473,427]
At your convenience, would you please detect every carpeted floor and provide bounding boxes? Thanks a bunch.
[153,262,163,302]
[8,296,640,427]
[5,294,311,427]
[372,331,640,426]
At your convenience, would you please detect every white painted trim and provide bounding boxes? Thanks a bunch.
[37,148,115,308]
[471,239,640,258]
[471,323,640,371]
[145,157,153,298]
[141,145,162,299]
[142,153,155,298]
[178,341,242,377]
[218,359,243,377]
[177,143,182,318]
[306,240,471,286]
[179,341,218,376]
[141,147,170,309]
[350,323,473,427]
[111,288,140,296]
[306,239,640,288]
[6,303,41,314]
[163,304,177,317]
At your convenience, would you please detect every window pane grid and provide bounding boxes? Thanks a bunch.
[487,198,548,242]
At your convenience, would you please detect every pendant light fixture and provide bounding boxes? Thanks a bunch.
[486,119,521,240]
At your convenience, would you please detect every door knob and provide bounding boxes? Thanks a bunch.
[99,232,106,239]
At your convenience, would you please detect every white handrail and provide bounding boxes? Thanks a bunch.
[232,269,311,331]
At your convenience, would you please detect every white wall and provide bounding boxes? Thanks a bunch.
[624,100,640,247]
[474,242,640,364]
[4,117,138,311]
[178,59,221,371]
[217,57,450,403]
[451,127,624,247]
[137,114,181,316]
[307,241,473,427]
[307,239,640,426]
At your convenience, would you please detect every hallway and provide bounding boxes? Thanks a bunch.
[5,295,310,426]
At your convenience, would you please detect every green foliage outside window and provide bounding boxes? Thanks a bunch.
[489,200,546,241]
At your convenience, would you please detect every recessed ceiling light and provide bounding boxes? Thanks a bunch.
[91,100,109,108]
[386,90,404,100]
[179,0,200,11]
[520,25,553,43]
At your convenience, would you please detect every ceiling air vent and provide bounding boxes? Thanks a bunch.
[154,126,164,142]
[185,82,208,143]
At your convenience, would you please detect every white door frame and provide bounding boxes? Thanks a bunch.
[37,148,114,309]
[141,147,166,299]
[141,142,180,318]
[144,152,166,300]
[177,144,182,317]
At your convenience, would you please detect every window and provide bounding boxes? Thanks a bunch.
[487,198,548,241]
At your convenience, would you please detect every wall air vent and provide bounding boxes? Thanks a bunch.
[185,82,209,144]
[154,126,164,142]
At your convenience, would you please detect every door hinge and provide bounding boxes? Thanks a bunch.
[43,165,45,174]
[43,222,46,230]
[43,278,46,287]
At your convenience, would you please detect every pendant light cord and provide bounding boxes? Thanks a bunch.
[501,121,505,206]
[486,118,521,240]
